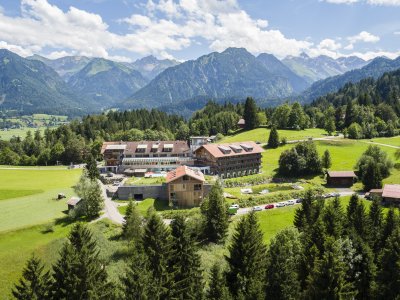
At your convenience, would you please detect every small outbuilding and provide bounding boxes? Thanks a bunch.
[67,197,82,211]
[382,184,400,204]
[326,171,357,187]
[237,118,245,129]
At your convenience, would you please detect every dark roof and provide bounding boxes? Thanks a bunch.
[327,171,356,178]
[101,141,190,155]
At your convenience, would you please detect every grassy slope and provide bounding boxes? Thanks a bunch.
[364,136,400,147]
[0,126,57,140]
[221,128,326,144]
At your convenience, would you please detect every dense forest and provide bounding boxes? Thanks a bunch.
[13,184,400,299]
[1,69,399,166]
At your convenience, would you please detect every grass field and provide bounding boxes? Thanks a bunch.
[0,126,57,140]
[221,128,326,143]
[364,136,400,147]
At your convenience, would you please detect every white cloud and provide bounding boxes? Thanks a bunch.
[367,0,400,5]
[0,41,37,57]
[348,50,400,60]
[324,0,359,4]
[348,31,380,43]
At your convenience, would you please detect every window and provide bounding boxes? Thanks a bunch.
[183,175,189,181]
[194,184,202,191]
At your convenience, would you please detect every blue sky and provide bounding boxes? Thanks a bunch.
[0,0,399,62]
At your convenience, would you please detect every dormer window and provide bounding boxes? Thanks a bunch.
[218,146,232,155]
[163,144,173,152]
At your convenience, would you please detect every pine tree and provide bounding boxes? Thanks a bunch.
[122,247,154,300]
[265,227,302,300]
[169,215,203,299]
[85,154,99,181]
[142,211,171,298]
[346,194,359,229]
[12,256,51,300]
[368,196,383,257]
[243,97,259,130]
[226,212,267,299]
[377,229,400,299]
[322,196,343,238]
[49,223,114,299]
[267,126,280,148]
[122,200,143,242]
[202,181,229,243]
[305,237,355,299]
[380,207,398,249]
[207,264,230,300]
[321,149,332,170]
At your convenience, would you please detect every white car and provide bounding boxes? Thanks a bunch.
[287,200,296,205]
[252,206,263,211]
[276,202,286,207]
[230,204,240,209]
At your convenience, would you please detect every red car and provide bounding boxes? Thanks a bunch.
[265,204,274,209]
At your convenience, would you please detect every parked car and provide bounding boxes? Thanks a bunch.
[259,189,269,195]
[287,200,296,205]
[252,206,263,211]
[112,182,120,186]
[333,192,340,197]
[106,172,113,178]
[241,188,253,194]
[230,204,240,209]
[324,192,335,198]
[296,198,303,203]
[265,204,274,209]
[276,202,286,207]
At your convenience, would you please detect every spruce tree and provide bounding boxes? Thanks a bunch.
[207,264,230,300]
[243,97,259,130]
[122,247,154,300]
[226,212,266,299]
[377,228,400,299]
[265,227,302,300]
[142,211,172,298]
[321,149,332,170]
[267,126,280,148]
[305,237,355,299]
[12,256,51,300]
[49,223,114,299]
[122,200,143,242]
[201,181,229,243]
[85,154,100,181]
[169,215,203,299]
[322,196,343,238]
[380,207,398,249]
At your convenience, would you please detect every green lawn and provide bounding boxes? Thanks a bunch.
[124,176,166,186]
[0,126,57,140]
[364,136,400,147]
[221,128,326,144]
[0,168,81,232]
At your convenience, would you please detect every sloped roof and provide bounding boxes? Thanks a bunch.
[101,141,190,155]
[327,171,357,178]
[382,184,400,199]
[67,197,81,206]
[237,118,245,125]
[195,141,263,158]
[166,166,205,183]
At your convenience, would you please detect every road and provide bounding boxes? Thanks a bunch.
[360,141,400,149]
[235,191,357,215]
[98,180,124,225]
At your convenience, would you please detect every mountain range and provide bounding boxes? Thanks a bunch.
[1,47,398,117]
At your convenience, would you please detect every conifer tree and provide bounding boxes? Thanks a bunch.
[49,223,114,299]
[226,212,266,299]
[368,196,383,256]
[85,154,99,181]
[265,227,302,300]
[321,149,332,170]
[267,126,280,148]
[243,97,259,130]
[122,200,143,242]
[169,215,203,299]
[122,247,154,300]
[380,207,398,249]
[207,264,230,300]
[322,196,343,238]
[201,181,229,243]
[142,211,171,298]
[305,237,355,299]
[346,194,359,228]
[12,256,51,300]
[377,229,400,299]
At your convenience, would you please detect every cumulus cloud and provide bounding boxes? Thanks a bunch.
[324,0,359,4]
[323,0,400,4]
[348,31,380,43]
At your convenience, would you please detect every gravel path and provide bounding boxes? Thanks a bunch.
[98,180,124,225]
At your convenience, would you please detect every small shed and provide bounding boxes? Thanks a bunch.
[237,118,245,129]
[327,171,357,187]
[382,184,400,204]
[134,169,147,177]
[67,197,82,211]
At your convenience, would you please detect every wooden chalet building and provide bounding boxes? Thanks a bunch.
[194,141,263,178]
[367,184,400,205]
[166,166,206,207]
[326,171,357,187]
[67,197,81,211]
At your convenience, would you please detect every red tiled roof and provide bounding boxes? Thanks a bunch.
[327,171,357,178]
[382,184,400,199]
[195,141,263,158]
[166,166,205,183]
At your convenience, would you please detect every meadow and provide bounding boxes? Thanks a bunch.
[0,167,81,297]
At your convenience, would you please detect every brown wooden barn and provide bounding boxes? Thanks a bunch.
[326,171,357,187]
[67,197,82,211]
